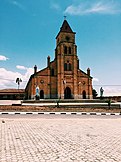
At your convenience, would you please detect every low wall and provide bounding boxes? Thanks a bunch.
[97,96,121,102]
[0,104,120,113]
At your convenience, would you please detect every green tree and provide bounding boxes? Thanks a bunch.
[16,78,22,89]
[92,89,98,99]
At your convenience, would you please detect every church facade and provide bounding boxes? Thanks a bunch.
[25,20,93,99]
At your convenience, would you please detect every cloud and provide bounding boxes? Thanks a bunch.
[0,55,9,61]
[93,78,99,82]
[64,0,121,15]
[103,86,121,96]
[9,0,26,11]
[94,85,121,96]
[16,65,27,70]
[92,78,121,96]
[0,67,33,89]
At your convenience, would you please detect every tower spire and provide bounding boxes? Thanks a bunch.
[56,18,76,39]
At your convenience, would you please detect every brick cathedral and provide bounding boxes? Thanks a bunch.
[25,19,93,99]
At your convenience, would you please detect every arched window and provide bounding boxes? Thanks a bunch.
[69,47,71,54]
[68,63,71,71]
[64,46,67,54]
[51,68,54,76]
[64,63,67,71]
[64,63,72,71]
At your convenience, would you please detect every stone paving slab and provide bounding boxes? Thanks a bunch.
[0,115,121,162]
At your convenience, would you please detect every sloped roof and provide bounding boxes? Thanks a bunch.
[60,20,73,33]
[0,89,25,94]
[79,69,93,79]
[56,20,75,38]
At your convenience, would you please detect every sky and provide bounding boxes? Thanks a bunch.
[0,0,121,96]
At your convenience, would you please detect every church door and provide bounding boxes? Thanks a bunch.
[40,90,44,99]
[82,90,86,99]
[64,87,71,99]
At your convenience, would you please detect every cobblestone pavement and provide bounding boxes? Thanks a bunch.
[0,115,121,162]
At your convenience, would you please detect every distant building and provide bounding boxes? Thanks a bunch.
[25,20,93,99]
[0,89,25,100]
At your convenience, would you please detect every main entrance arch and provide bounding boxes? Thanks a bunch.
[40,90,44,99]
[64,87,71,99]
[82,90,86,99]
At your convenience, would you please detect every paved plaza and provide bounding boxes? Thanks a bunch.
[0,115,121,162]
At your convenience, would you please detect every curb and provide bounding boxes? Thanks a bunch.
[0,112,120,115]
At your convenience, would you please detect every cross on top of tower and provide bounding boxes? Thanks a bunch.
[64,15,67,20]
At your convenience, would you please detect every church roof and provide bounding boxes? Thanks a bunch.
[60,20,73,33]
[56,20,75,38]
[0,89,25,94]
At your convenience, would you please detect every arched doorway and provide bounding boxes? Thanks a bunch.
[64,87,71,99]
[82,90,86,99]
[40,90,44,99]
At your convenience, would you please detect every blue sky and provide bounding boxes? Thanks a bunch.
[0,0,121,96]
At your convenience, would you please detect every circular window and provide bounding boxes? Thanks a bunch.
[65,36,70,41]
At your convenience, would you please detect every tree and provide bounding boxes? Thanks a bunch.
[16,78,22,89]
[92,89,98,99]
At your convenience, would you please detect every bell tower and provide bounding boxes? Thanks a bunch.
[55,19,79,99]
[56,19,77,55]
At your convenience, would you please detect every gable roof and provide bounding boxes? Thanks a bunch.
[56,20,75,38]
[25,66,49,91]
[60,20,73,33]
[79,69,93,79]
